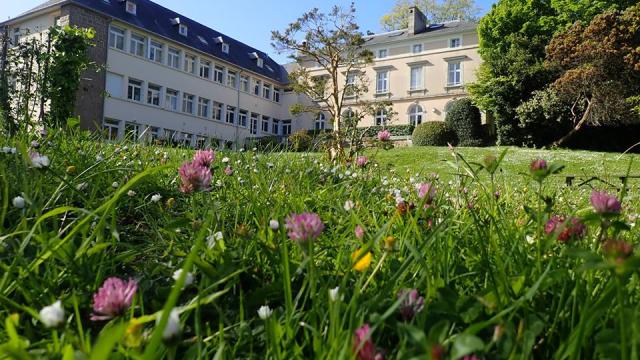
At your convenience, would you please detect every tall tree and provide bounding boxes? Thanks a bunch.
[272,4,392,160]
[381,0,480,31]
[469,0,636,145]
[545,4,640,146]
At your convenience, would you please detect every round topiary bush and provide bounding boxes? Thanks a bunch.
[288,130,313,152]
[412,121,457,146]
[445,98,482,146]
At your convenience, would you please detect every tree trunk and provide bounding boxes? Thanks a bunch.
[552,100,593,147]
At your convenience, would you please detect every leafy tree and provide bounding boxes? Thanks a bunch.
[381,0,480,31]
[272,4,394,161]
[545,4,640,146]
[469,0,636,146]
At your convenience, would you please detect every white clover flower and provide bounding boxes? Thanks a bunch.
[267,163,274,168]
[215,180,223,187]
[207,231,224,249]
[2,146,16,154]
[382,180,389,186]
[157,308,181,341]
[222,157,230,163]
[352,172,358,179]
[31,153,50,168]
[525,235,535,244]
[329,287,340,302]
[269,219,279,230]
[172,269,194,287]
[257,305,273,320]
[151,194,162,203]
[39,300,65,328]
[96,155,104,162]
[76,182,88,191]
[111,182,119,189]
[12,196,25,209]
[252,147,257,152]
[345,170,352,176]
[344,200,355,211]
[127,190,136,197]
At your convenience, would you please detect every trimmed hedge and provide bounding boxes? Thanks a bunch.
[412,122,457,146]
[360,125,415,137]
[445,98,483,146]
[288,130,313,152]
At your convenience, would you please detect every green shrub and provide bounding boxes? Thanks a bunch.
[360,125,414,137]
[246,136,282,152]
[288,130,313,152]
[445,98,482,146]
[412,121,457,146]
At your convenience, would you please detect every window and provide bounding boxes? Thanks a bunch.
[168,48,180,69]
[106,72,124,98]
[273,87,281,103]
[376,70,389,94]
[149,40,163,63]
[240,75,250,92]
[375,109,388,126]
[227,70,237,88]
[103,119,120,140]
[239,110,248,127]
[272,119,280,135]
[213,102,223,120]
[261,116,270,133]
[377,49,388,58]
[129,33,145,57]
[182,93,195,114]
[257,58,264,68]
[198,97,210,118]
[149,127,160,141]
[447,61,462,86]
[184,54,196,74]
[263,83,271,99]
[12,28,20,46]
[125,122,140,141]
[199,60,211,79]
[179,24,188,36]
[250,113,259,134]
[165,89,179,111]
[127,79,142,101]
[346,73,356,97]
[412,44,423,54]
[253,79,261,96]
[147,84,161,106]
[125,1,137,15]
[282,120,292,136]
[450,38,461,48]
[196,136,207,149]
[408,104,423,126]
[108,26,125,50]
[410,66,423,90]
[164,129,178,144]
[315,113,326,130]
[214,65,224,83]
[221,43,229,54]
[182,133,193,147]
[226,106,236,124]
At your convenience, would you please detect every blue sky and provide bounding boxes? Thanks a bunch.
[3,0,497,62]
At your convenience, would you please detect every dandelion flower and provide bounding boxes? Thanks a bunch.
[352,249,373,272]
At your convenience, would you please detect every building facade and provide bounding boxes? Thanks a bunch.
[2,0,480,147]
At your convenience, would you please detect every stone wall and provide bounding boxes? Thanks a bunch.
[58,4,109,131]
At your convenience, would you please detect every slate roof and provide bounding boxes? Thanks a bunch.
[6,0,288,84]
[363,21,477,46]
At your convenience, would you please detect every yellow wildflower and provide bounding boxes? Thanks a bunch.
[384,236,396,251]
[351,248,373,272]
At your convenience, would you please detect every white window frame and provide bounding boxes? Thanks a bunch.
[250,113,259,134]
[261,116,270,133]
[412,44,423,54]
[272,119,280,135]
[375,109,388,126]
[263,83,271,99]
[125,1,137,15]
[376,70,389,94]
[447,61,462,86]
[178,24,188,36]
[227,70,237,88]
[213,102,223,121]
[273,87,281,103]
[103,118,120,141]
[315,113,326,130]
[449,37,462,48]
[168,47,180,69]
[282,120,292,136]
[253,79,262,96]
[409,104,424,126]
[240,75,250,92]
[239,109,248,127]
[147,84,161,106]
[127,79,142,102]
[165,89,179,111]
[377,49,388,59]
[198,97,210,118]
[226,106,236,124]
[129,33,145,57]
[214,65,224,83]
[182,93,195,114]
[199,60,211,79]
[410,66,424,91]
[221,43,229,54]
[108,25,125,50]
[149,40,163,63]
[184,54,196,74]
[257,58,264,68]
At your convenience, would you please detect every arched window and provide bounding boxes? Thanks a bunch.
[315,113,326,130]
[375,109,388,126]
[408,104,423,126]
[342,109,356,126]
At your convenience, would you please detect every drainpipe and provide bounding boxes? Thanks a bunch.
[234,70,241,150]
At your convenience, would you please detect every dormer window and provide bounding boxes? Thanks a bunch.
[257,58,264,68]
[125,1,137,15]
[221,43,229,54]
[179,24,188,36]
[214,36,224,44]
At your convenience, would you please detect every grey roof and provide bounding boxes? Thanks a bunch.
[364,21,477,46]
[6,0,288,84]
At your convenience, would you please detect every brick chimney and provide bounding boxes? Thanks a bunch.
[408,6,427,35]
